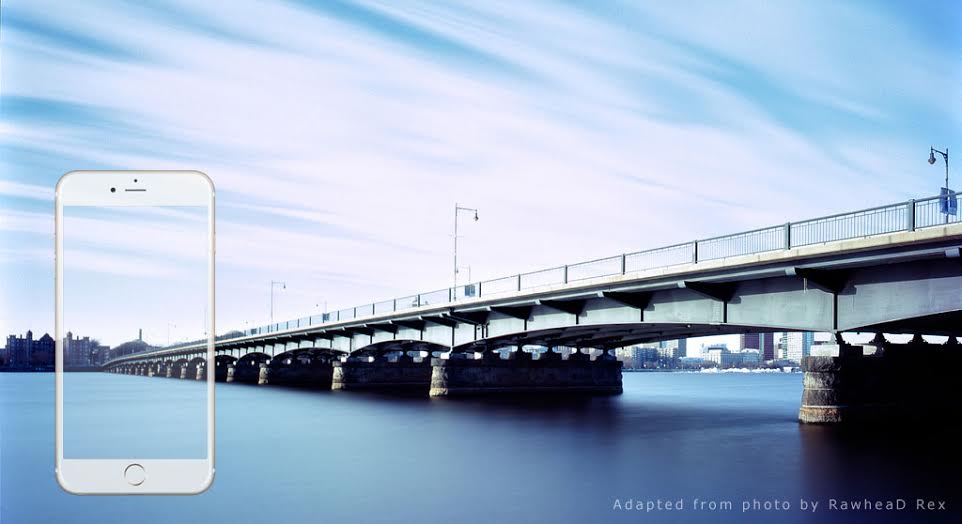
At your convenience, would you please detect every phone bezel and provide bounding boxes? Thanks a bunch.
[54,170,216,495]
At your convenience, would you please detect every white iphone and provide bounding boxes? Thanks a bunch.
[54,171,215,495]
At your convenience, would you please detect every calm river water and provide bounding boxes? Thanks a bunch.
[1,372,959,523]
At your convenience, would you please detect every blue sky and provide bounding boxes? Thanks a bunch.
[1,1,960,350]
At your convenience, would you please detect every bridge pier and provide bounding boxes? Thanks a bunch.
[215,356,236,382]
[799,335,961,424]
[429,348,623,397]
[331,354,432,392]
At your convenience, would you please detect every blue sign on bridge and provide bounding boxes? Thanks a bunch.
[941,187,957,216]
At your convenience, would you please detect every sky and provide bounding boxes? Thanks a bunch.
[1,1,960,352]
[61,206,209,347]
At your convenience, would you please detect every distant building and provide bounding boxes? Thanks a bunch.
[678,356,709,369]
[5,330,34,367]
[4,331,56,369]
[778,332,815,364]
[739,349,761,366]
[65,332,92,367]
[30,334,55,367]
[63,332,108,367]
[89,342,111,366]
[706,344,761,368]
[705,344,731,366]
[740,333,776,360]
[657,339,687,360]
[616,346,660,369]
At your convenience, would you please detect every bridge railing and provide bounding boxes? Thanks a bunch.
[142,193,961,355]
[789,201,909,247]
[697,225,786,261]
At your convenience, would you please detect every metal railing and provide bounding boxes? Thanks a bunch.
[153,193,961,353]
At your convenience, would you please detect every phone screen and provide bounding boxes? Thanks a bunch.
[61,205,210,460]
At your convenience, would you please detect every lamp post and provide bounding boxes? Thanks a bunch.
[270,280,286,325]
[929,146,950,223]
[453,204,479,295]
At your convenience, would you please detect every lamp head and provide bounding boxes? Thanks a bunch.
[929,149,937,165]
[473,211,479,221]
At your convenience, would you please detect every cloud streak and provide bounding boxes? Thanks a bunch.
[1,0,959,342]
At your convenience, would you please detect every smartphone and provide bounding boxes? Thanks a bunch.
[54,171,215,495]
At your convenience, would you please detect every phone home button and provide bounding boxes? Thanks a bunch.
[124,464,146,486]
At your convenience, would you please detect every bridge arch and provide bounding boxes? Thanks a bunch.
[232,351,271,384]
[236,351,271,368]
[186,356,207,380]
[170,358,190,379]
[350,339,449,360]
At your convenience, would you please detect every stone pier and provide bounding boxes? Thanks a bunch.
[331,355,432,392]
[799,335,961,424]
[429,350,623,397]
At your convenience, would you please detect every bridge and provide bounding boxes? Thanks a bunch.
[103,194,962,423]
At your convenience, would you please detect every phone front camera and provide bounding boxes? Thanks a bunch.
[110,187,116,193]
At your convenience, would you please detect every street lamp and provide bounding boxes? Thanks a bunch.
[270,280,286,325]
[929,146,951,223]
[454,203,479,294]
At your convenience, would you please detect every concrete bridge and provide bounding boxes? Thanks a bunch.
[104,195,962,423]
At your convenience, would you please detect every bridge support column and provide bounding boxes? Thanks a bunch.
[165,365,174,378]
[331,355,432,392]
[429,351,623,397]
[179,365,189,379]
[799,335,961,424]
[258,363,270,385]
[215,359,235,382]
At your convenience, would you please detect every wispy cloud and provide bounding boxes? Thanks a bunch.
[1,0,959,341]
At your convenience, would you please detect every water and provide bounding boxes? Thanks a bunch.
[63,374,207,459]
[1,372,959,523]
